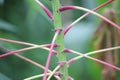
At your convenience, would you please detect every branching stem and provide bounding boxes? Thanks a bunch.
[51,0,69,80]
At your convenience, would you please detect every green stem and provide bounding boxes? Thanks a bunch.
[51,0,69,79]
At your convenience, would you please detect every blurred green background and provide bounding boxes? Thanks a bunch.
[0,0,120,80]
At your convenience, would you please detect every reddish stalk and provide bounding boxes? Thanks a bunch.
[34,0,53,20]
[59,6,120,32]
[43,29,61,80]
[66,49,120,71]
[87,56,120,70]
[58,0,114,35]
[0,46,52,74]
[15,54,61,79]
[0,47,38,58]
[0,38,59,48]
[68,55,120,70]
[0,46,57,58]
[0,38,38,46]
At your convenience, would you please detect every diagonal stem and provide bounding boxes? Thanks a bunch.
[43,30,60,80]
[0,45,57,58]
[59,5,120,34]
[63,0,114,35]
[67,48,120,70]
[24,73,51,80]
[34,0,53,20]
[0,38,38,46]
[47,65,60,80]
[0,46,60,79]
[85,46,120,56]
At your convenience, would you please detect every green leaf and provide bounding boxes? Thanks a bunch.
[26,0,52,22]
[0,73,11,80]
[0,20,16,33]
[0,0,4,6]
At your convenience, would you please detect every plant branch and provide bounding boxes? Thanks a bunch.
[24,73,51,80]
[51,0,69,79]
[0,38,38,46]
[86,46,120,56]
[16,54,61,80]
[43,30,60,80]
[67,48,120,70]
[47,65,60,80]
[63,0,114,35]
[0,45,57,58]
[59,6,120,33]
[0,46,61,79]
[34,0,53,20]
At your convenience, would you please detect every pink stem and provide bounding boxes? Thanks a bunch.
[61,0,114,35]
[43,30,60,80]
[0,46,57,58]
[59,5,120,33]
[0,47,34,58]
[0,38,37,46]
[87,56,120,70]
[67,53,120,71]
[35,0,53,20]
[0,38,58,54]
[45,43,59,48]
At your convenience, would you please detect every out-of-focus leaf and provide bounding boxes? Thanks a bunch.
[65,22,95,52]
[0,0,4,6]
[113,0,120,25]
[0,0,119,80]
[87,59,101,80]
[0,0,55,79]
[0,73,11,80]
[65,22,97,80]
[91,8,120,80]
[113,0,120,10]
[0,20,16,33]
[26,0,52,23]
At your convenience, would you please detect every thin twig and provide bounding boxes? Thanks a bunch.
[34,0,53,20]
[43,30,60,80]
[47,65,60,80]
[63,0,114,35]
[0,45,57,58]
[68,48,120,70]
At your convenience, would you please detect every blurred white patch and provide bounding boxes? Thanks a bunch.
[64,22,95,52]
[0,0,4,6]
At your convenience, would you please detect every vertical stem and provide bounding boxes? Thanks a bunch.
[51,0,69,79]
[43,30,60,80]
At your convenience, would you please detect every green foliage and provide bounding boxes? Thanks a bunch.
[0,73,11,80]
[0,0,55,79]
[0,0,120,80]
